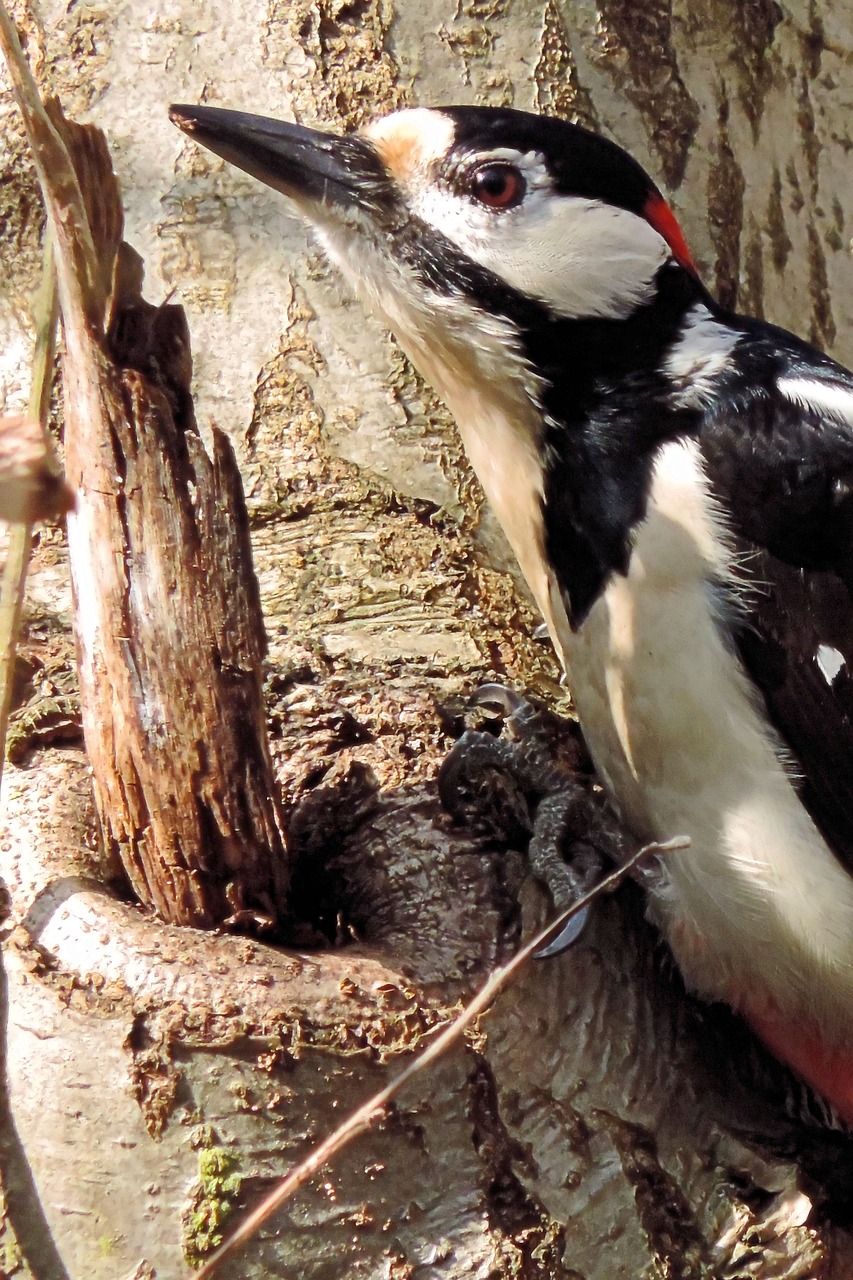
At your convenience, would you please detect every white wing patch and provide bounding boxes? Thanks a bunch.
[777,375,853,424]
[816,643,845,685]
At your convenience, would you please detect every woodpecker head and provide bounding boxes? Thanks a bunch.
[169,104,699,346]
[170,104,708,630]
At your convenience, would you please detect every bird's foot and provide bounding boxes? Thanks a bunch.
[439,684,618,955]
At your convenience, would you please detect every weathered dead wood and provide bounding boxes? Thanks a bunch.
[62,147,291,929]
[0,12,290,929]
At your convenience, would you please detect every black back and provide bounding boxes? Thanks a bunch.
[697,319,853,866]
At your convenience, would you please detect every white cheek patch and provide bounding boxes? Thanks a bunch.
[410,182,670,321]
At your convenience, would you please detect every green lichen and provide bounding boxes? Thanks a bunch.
[0,1234,23,1277]
[182,1144,244,1269]
[0,1186,25,1277]
[97,1234,120,1258]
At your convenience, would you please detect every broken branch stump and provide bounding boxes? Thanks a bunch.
[0,24,291,932]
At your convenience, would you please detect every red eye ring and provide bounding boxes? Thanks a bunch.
[469,164,526,210]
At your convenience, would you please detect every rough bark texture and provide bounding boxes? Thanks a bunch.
[2,1,853,1278]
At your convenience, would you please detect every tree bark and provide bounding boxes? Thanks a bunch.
[2,1,853,1277]
[4,75,291,931]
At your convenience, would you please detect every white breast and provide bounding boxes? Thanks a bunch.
[317,216,853,1044]
[562,439,853,1043]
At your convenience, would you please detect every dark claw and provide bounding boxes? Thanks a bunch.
[470,682,548,745]
[437,727,480,817]
[535,906,590,957]
[469,683,528,718]
[440,685,612,954]
[438,729,533,845]
[526,791,603,953]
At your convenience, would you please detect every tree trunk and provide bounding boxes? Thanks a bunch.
[2,1,853,1277]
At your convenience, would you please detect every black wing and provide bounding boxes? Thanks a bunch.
[699,326,853,867]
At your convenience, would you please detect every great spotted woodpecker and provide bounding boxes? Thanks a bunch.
[170,102,853,1123]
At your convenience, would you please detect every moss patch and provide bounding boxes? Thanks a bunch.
[182,1136,245,1269]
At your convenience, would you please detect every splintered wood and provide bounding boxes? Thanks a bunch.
[0,11,291,930]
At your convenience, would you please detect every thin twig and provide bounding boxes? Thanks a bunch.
[0,237,59,790]
[193,834,689,1278]
[0,2,101,327]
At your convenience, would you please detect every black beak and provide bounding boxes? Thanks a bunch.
[169,104,392,215]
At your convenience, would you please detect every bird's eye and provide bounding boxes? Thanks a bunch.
[468,164,526,210]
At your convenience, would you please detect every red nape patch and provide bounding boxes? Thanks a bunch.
[747,1009,853,1125]
[643,193,698,277]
